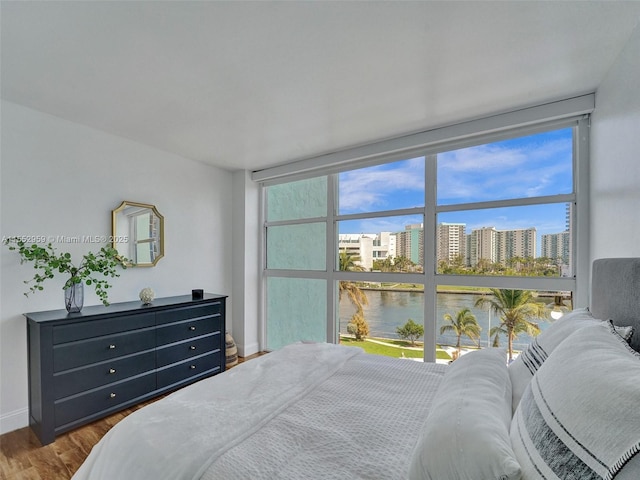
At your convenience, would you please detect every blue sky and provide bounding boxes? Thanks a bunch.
[338,128,573,248]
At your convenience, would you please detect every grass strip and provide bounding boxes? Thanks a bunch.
[340,336,452,360]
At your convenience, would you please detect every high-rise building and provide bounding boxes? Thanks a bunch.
[565,202,573,276]
[437,223,466,264]
[468,227,498,266]
[467,226,536,266]
[540,202,573,276]
[496,227,537,263]
[541,231,571,263]
[394,223,423,266]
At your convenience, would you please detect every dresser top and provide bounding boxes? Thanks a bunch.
[24,293,227,323]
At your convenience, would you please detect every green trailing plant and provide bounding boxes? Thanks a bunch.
[4,238,131,306]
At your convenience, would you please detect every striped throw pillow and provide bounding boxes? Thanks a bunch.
[510,321,640,480]
[509,308,600,413]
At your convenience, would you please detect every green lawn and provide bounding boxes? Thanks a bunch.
[340,336,452,361]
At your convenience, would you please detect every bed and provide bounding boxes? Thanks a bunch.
[72,258,640,480]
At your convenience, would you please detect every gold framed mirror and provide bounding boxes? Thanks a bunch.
[112,201,164,267]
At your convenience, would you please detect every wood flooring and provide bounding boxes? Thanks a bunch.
[0,353,265,480]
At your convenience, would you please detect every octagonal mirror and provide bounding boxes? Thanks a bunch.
[112,201,164,267]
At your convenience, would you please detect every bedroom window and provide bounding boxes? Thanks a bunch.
[435,127,574,278]
[261,106,589,360]
[264,177,329,350]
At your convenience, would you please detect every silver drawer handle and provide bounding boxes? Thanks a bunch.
[189,326,196,331]
[109,368,116,374]
[109,344,116,349]
[190,345,196,350]
[190,365,196,369]
[110,392,116,398]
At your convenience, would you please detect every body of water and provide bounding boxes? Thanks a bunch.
[339,290,552,351]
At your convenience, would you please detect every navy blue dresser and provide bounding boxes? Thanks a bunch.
[25,293,226,445]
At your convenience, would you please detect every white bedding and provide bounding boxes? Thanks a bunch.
[72,342,447,480]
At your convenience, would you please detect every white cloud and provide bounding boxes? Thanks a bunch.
[438,137,572,201]
[338,132,573,213]
[340,214,423,235]
[339,157,424,212]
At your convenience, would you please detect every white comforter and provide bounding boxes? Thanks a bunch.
[72,342,447,480]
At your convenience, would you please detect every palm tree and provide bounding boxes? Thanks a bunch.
[440,308,482,359]
[475,289,548,362]
[338,250,369,341]
[338,250,368,312]
[392,255,413,272]
[372,256,394,272]
[339,249,361,272]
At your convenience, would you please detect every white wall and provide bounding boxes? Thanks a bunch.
[231,170,261,357]
[591,24,640,261]
[0,101,233,434]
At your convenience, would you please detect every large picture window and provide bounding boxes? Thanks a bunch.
[261,110,588,361]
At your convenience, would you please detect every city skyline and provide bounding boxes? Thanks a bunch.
[339,222,570,274]
[338,127,574,251]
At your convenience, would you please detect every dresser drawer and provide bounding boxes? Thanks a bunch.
[155,302,221,325]
[26,294,226,445]
[157,351,223,390]
[156,316,221,346]
[53,329,155,372]
[156,332,222,367]
[53,313,155,344]
[55,372,156,428]
[54,351,156,399]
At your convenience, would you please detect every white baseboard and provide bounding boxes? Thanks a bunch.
[237,341,260,358]
[0,407,29,435]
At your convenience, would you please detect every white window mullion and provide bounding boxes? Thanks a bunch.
[326,174,337,343]
[258,185,267,351]
[574,116,590,307]
[424,155,437,362]
[436,194,575,214]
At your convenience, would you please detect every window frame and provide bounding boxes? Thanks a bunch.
[259,100,591,361]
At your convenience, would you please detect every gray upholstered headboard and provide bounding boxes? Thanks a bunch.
[591,258,640,352]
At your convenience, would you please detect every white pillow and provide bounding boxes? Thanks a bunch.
[509,309,635,413]
[409,348,521,480]
[508,308,599,413]
[510,321,640,480]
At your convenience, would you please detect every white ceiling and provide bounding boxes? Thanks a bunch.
[2,1,640,173]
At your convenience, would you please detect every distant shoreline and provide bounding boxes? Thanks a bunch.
[358,286,567,298]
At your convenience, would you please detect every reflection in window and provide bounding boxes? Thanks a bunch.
[133,211,159,264]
